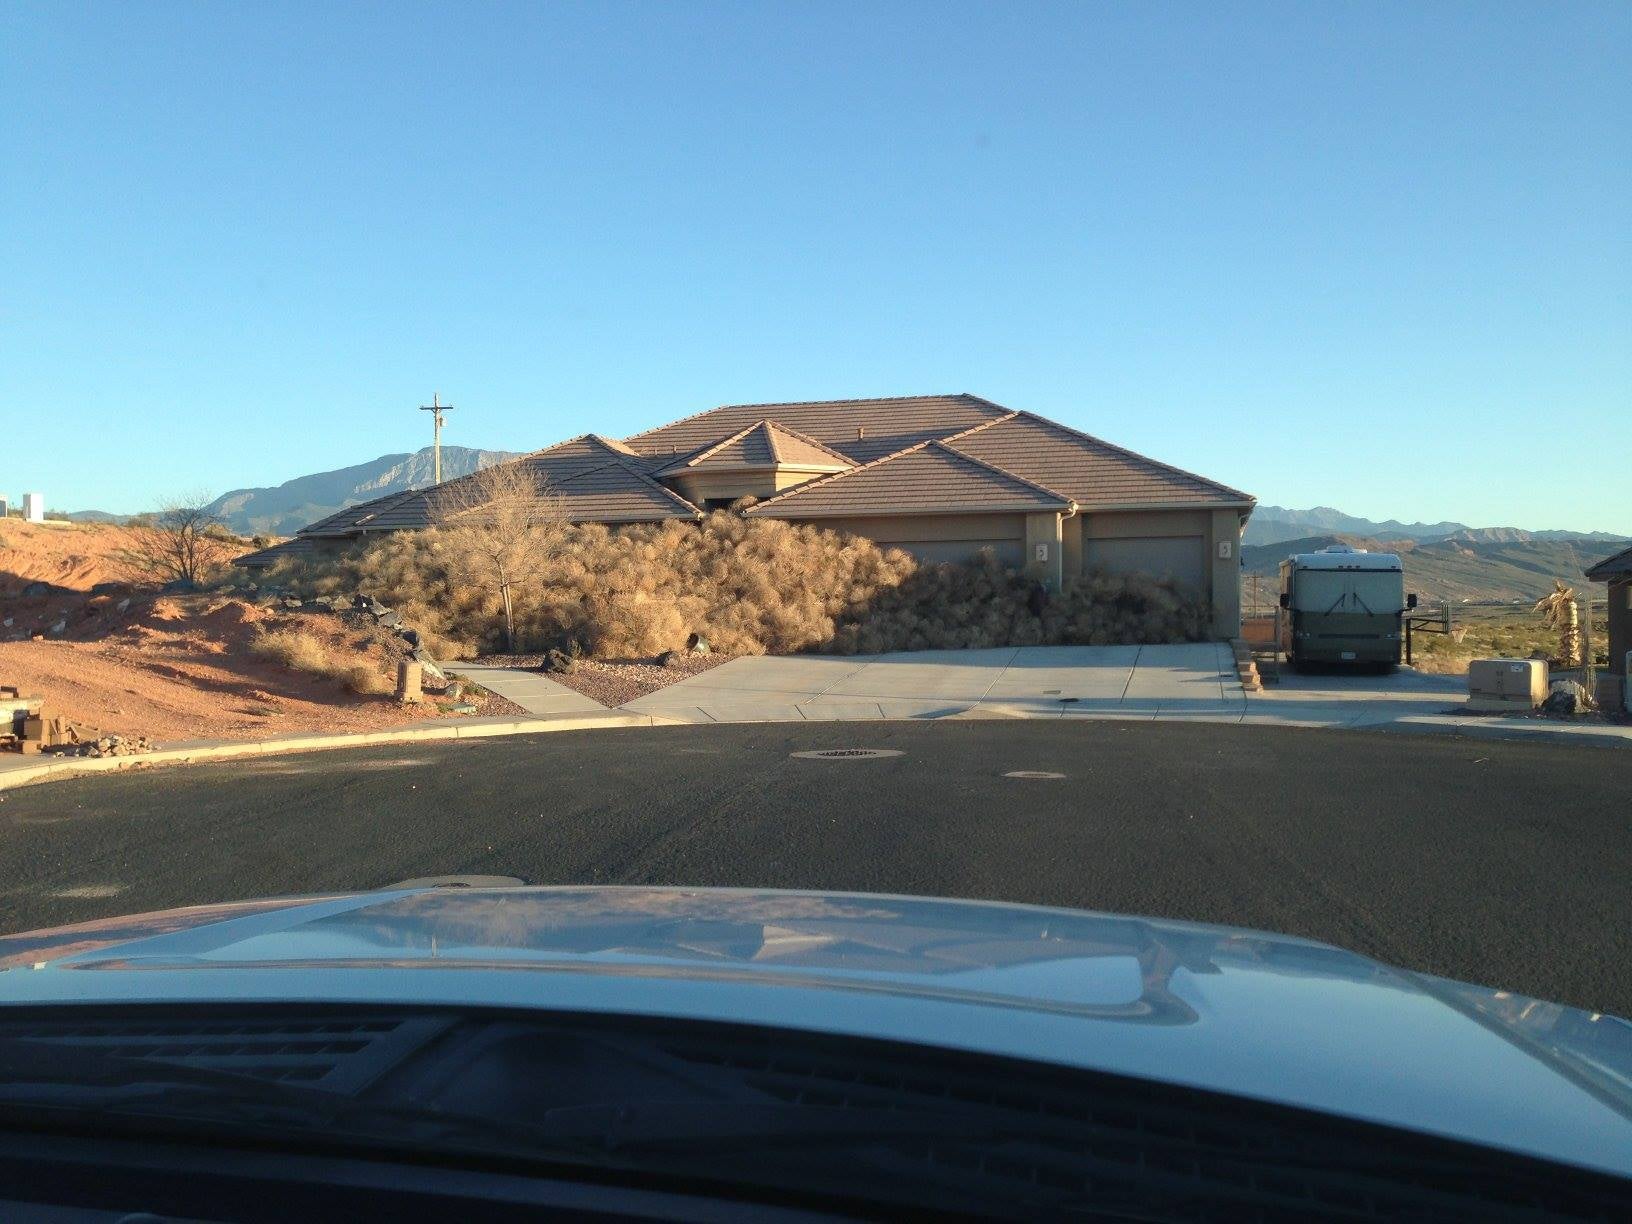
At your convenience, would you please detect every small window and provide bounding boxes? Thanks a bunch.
[703,498,736,511]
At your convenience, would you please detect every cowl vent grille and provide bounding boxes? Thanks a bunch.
[0,1016,446,1094]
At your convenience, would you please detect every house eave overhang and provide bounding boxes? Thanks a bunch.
[1074,499,1257,514]
[748,500,1074,520]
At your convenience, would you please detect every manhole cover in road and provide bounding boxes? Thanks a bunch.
[1003,770,1066,780]
[790,748,904,761]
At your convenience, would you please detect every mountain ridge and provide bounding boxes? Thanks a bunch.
[201,445,521,535]
[1245,505,1622,548]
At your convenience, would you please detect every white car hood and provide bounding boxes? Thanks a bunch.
[0,885,1628,1177]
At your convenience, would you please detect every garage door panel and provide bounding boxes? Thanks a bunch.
[900,539,1024,567]
[1084,536,1206,592]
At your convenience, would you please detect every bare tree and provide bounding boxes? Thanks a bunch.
[121,494,235,587]
[433,461,565,653]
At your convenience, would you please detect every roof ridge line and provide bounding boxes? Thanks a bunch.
[680,420,764,469]
[745,431,1073,516]
[584,432,639,456]
[744,437,942,512]
[938,411,1020,445]
[1009,411,1256,503]
[760,419,861,466]
[615,458,704,517]
[619,393,995,447]
[929,439,1076,509]
[552,457,704,517]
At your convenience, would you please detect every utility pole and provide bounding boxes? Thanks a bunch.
[418,393,455,485]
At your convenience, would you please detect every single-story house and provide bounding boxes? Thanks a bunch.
[1585,543,1632,711]
[238,394,1255,637]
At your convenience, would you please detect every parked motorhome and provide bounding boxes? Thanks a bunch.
[1279,545,1416,669]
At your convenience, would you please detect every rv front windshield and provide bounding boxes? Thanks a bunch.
[1293,568,1406,614]
[1291,569,1351,612]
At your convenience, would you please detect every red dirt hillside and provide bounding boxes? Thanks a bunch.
[0,518,154,595]
[3,523,517,743]
[0,594,477,743]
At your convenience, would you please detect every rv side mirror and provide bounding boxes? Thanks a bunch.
[1278,593,1289,609]
[1407,593,1418,610]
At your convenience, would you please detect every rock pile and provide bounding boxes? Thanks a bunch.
[50,734,158,758]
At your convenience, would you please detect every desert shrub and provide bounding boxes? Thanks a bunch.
[249,628,330,674]
[1040,569,1210,646]
[340,663,393,696]
[825,556,1208,654]
[272,515,1210,659]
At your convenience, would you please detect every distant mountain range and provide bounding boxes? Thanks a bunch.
[1244,505,1623,548]
[200,445,521,536]
[1242,533,1629,604]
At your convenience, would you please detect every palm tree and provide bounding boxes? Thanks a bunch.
[1533,579,1581,667]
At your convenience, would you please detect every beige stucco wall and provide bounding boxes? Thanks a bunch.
[1024,512,1064,590]
[672,471,781,505]
[1209,510,1244,640]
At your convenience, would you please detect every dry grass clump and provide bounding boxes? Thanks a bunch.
[266,515,1210,658]
[340,663,393,696]
[247,627,393,696]
[248,628,330,674]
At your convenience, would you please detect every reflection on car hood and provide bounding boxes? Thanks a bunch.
[0,886,1629,1177]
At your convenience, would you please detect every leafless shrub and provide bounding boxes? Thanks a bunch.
[431,461,567,653]
[119,494,235,586]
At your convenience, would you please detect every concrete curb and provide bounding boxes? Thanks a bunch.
[0,712,682,792]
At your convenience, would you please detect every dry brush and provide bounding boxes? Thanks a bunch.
[263,514,1210,658]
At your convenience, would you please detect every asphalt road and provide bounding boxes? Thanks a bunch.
[1,721,1626,1015]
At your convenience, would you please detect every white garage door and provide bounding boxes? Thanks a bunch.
[1084,536,1207,593]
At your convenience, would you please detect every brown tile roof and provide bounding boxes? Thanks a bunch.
[294,395,1252,541]
[231,537,317,568]
[300,488,426,537]
[623,394,1011,465]
[744,440,1074,519]
[946,411,1254,509]
[655,419,854,476]
[298,435,699,538]
[1586,544,1632,580]
[545,461,702,522]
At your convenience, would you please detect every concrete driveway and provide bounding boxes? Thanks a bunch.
[1246,665,1468,729]
[622,643,1245,723]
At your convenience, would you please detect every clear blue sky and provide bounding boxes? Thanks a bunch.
[4,1,1628,531]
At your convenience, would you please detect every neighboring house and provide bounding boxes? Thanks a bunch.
[237,395,1255,637]
[1586,543,1632,711]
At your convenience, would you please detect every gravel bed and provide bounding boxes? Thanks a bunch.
[465,652,733,708]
